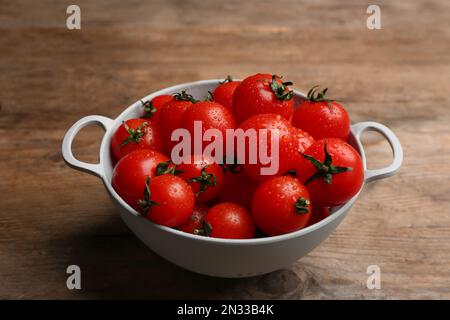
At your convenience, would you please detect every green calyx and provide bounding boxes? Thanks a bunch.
[204,90,214,102]
[220,156,244,174]
[189,166,217,197]
[120,121,148,147]
[173,90,198,103]
[222,163,243,174]
[269,75,293,101]
[294,197,310,214]
[300,142,353,185]
[194,220,213,237]
[137,176,159,214]
[219,75,233,84]
[155,160,184,176]
[141,100,157,118]
[306,85,335,110]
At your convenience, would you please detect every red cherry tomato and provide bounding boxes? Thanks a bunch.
[292,86,350,141]
[232,73,294,123]
[111,118,163,160]
[182,101,237,156]
[178,203,209,234]
[212,77,241,110]
[278,127,315,174]
[139,174,195,227]
[176,155,224,202]
[296,138,364,207]
[202,203,255,239]
[308,207,331,226]
[237,114,291,181]
[157,91,196,154]
[111,149,169,211]
[141,94,174,120]
[251,175,312,236]
[216,168,259,210]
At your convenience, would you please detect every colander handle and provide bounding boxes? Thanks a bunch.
[62,115,114,178]
[351,121,403,183]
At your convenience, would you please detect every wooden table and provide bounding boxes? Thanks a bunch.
[1,0,449,299]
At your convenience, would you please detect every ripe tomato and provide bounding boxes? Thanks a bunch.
[292,86,350,141]
[232,73,294,124]
[176,155,224,202]
[111,118,163,160]
[111,149,169,212]
[182,101,237,155]
[296,138,364,207]
[212,76,241,110]
[216,168,259,210]
[290,127,316,154]
[279,127,315,174]
[251,175,312,236]
[237,114,291,181]
[201,203,255,239]
[157,91,196,154]
[141,94,174,119]
[307,206,331,226]
[178,203,209,234]
[139,174,195,227]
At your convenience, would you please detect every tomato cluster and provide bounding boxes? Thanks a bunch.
[111,74,364,239]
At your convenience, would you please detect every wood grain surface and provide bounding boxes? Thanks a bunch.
[1,0,449,299]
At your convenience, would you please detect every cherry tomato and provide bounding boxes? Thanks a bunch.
[216,168,259,210]
[111,149,169,211]
[237,113,291,181]
[141,94,174,120]
[182,101,237,156]
[292,86,350,141]
[308,207,331,226]
[111,118,163,160]
[251,175,312,236]
[295,138,364,207]
[201,203,255,239]
[176,155,224,202]
[232,73,294,124]
[178,203,209,234]
[139,174,195,227]
[212,76,241,110]
[157,91,196,154]
[278,127,315,174]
